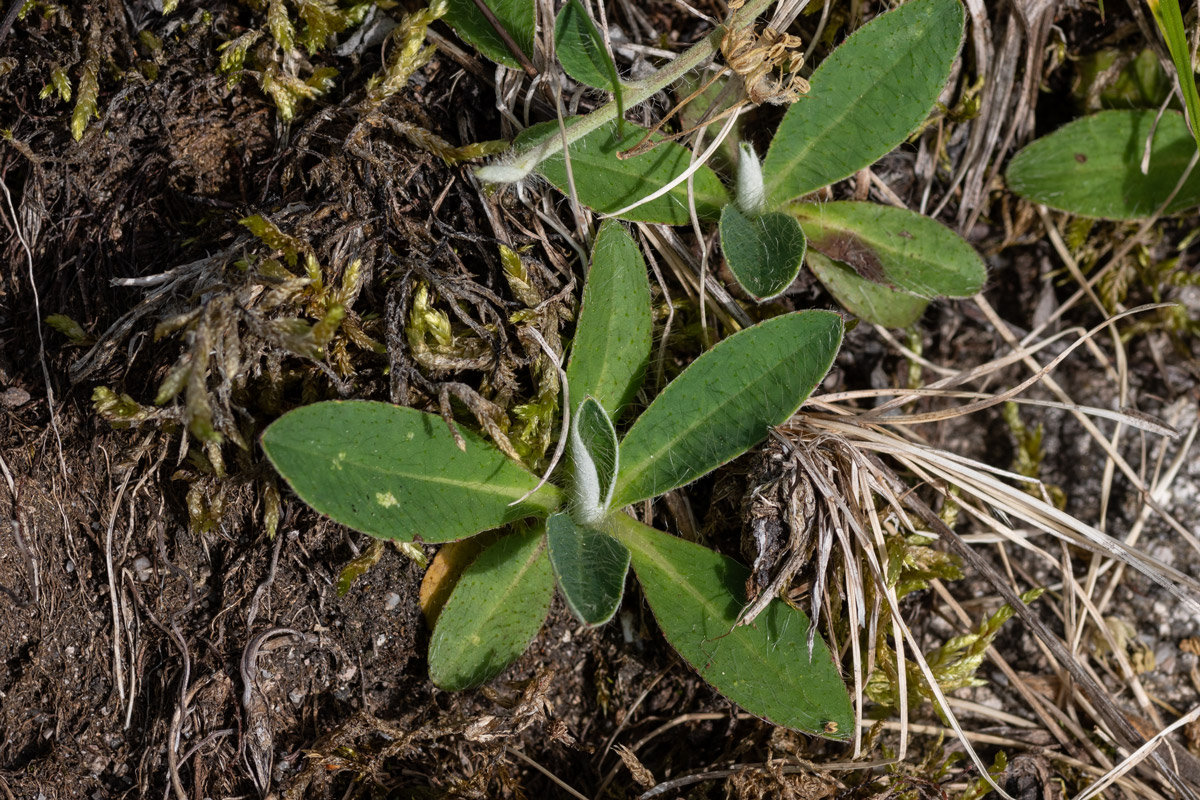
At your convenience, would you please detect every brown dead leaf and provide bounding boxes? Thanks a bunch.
[418,534,494,627]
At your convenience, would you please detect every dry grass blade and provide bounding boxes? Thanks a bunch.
[603,107,743,220]
[940,0,1061,229]
[636,223,753,330]
[1075,701,1200,800]
[860,303,1171,424]
[1,171,67,480]
[806,412,1200,609]
[821,389,1179,436]
[781,373,1200,799]
[506,746,590,799]
[752,424,1013,796]
[973,295,1200,553]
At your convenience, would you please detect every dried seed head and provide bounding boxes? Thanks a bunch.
[720,23,810,107]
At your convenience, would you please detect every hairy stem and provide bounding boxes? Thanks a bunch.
[477,0,778,183]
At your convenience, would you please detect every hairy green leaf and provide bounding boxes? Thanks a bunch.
[1006,110,1200,219]
[553,0,626,136]
[443,0,535,69]
[763,0,964,203]
[611,513,854,737]
[792,201,985,299]
[555,0,619,91]
[262,401,560,543]
[525,120,730,224]
[613,311,843,508]
[570,396,619,520]
[428,525,554,689]
[807,252,929,328]
[564,220,652,421]
[720,205,807,300]
[546,512,629,626]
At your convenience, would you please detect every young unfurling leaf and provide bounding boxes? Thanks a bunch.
[570,396,619,522]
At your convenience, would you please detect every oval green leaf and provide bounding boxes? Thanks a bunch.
[524,120,730,224]
[443,0,536,70]
[262,401,560,543]
[807,251,929,328]
[792,201,985,299]
[612,311,843,508]
[554,0,618,90]
[762,0,965,204]
[611,513,854,738]
[1006,109,1200,219]
[546,512,630,626]
[565,220,652,421]
[720,205,808,300]
[428,525,554,690]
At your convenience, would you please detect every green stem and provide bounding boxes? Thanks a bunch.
[479,0,778,182]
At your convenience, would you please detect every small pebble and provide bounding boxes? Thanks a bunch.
[0,387,31,408]
[132,555,152,581]
[384,592,401,611]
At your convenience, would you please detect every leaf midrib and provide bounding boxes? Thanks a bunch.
[764,10,940,202]
[615,346,803,504]
[622,525,826,720]
[268,438,543,502]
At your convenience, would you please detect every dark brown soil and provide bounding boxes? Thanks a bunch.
[2,2,1199,799]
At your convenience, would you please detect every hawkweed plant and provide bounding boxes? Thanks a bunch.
[263,221,855,737]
